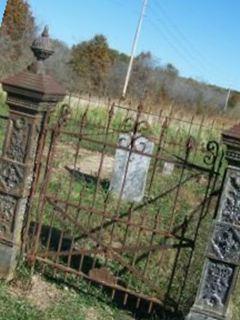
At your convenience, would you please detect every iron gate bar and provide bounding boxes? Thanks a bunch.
[45,124,206,153]
[35,194,177,297]
[29,106,70,271]
[42,126,222,174]
[32,255,165,309]
[174,144,225,309]
[36,241,193,261]
[45,194,197,239]
[113,104,225,132]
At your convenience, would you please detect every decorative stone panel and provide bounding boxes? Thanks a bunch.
[0,193,17,238]
[199,261,234,311]
[0,160,24,193]
[220,172,240,226]
[6,117,30,163]
[208,223,240,265]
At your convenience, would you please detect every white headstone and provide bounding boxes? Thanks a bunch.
[110,134,154,203]
[162,161,175,176]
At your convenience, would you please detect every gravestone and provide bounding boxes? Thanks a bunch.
[110,134,154,203]
[162,161,175,176]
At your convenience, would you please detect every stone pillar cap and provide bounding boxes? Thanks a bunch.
[222,123,240,141]
[222,123,240,165]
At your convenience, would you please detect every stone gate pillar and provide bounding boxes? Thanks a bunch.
[0,27,65,280]
[187,124,240,319]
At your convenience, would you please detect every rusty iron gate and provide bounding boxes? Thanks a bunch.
[24,100,225,316]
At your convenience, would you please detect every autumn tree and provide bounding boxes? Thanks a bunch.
[1,0,36,42]
[0,0,37,78]
[70,34,115,91]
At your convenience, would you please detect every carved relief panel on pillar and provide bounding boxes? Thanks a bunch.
[4,116,30,163]
[208,222,240,265]
[0,193,17,238]
[0,116,27,191]
[0,115,31,238]
[198,261,234,313]
[219,170,240,226]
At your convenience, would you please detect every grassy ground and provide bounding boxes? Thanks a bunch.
[0,276,136,320]
[1,93,240,319]
[0,274,239,320]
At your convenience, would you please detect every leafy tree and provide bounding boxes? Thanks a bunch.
[1,0,36,42]
[110,49,129,64]
[70,34,115,91]
[0,0,36,78]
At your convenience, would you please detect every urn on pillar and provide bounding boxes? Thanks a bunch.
[0,26,66,280]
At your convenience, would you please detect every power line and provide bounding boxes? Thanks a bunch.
[106,0,235,90]
[151,0,234,86]
[145,12,209,78]
[108,0,212,81]
[106,0,205,73]
[148,4,211,76]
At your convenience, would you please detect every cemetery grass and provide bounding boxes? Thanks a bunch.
[0,276,140,320]
[0,270,239,320]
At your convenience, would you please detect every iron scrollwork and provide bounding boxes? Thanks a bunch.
[204,140,220,167]
[118,134,147,151]
[56,104,71,130]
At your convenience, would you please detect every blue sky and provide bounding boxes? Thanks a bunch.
[0,0,239,90]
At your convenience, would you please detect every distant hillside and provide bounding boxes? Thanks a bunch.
[44,35,239,113]
[1,25,239,113]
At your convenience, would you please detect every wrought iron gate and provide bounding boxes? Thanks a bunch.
[24,100,225,316]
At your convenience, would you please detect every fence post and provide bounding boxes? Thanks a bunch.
[187,124,240,319]
[0,27,65,280]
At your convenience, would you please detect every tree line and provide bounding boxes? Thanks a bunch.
[1,0,239,112]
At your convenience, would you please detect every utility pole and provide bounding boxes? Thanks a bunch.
[122,0,149,99]
[224,88,231,112]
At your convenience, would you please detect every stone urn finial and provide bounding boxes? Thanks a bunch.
[29,26,54,74]
[31,25,54,61]
[2,25,65,106]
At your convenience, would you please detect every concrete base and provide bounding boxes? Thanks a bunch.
[186,307,231,320]
[187,311,224,320]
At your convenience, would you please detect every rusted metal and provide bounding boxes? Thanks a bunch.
[23,96,227,314]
